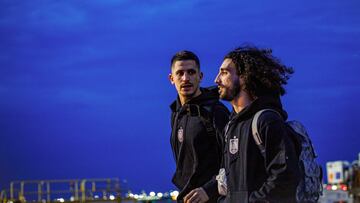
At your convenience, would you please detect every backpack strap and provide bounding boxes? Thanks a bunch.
[251,109,282,156]
[185,102,216,137]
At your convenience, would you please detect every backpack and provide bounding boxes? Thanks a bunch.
[251,109,323,203]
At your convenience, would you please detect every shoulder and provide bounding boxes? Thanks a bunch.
[203,100,230,121]
[256,109,283,129]
[213,101,230,114]
[170,100,178,112]
[211,101,230,130]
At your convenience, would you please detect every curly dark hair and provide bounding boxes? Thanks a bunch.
[224,45,294,98]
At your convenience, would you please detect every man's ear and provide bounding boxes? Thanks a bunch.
[168,73,175,84]
[199,71,203,81]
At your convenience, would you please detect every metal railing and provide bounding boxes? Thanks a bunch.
[0,190,7,203]
[1,178,121,203]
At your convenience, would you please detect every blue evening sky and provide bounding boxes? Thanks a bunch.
[1,0,360,192]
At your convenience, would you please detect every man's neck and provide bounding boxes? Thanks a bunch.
[231,91,253,113]
[179,88,202,106]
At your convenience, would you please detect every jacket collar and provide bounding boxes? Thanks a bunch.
[170,86,219,112]
[229,95,288,121]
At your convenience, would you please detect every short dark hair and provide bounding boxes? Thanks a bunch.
[224,45,294,97]
[170,50,200,70]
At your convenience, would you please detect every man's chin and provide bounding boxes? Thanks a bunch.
[179,91,195,99]
[220,93,233,101]
[180,90,194,95]
[218,89,229,100]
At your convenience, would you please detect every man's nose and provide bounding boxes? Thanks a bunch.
[214,73,220,84]
[182,72,190,81]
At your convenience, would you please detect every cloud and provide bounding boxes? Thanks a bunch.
[0,1,203,30]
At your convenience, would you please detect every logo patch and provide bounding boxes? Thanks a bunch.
[177,127,184,143]
[229,138,238,154]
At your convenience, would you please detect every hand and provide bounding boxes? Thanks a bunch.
[183,187,209,203]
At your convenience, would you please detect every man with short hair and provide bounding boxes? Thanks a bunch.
[169,50,229,203]
[215,45,300,202]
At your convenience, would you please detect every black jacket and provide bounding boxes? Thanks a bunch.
[221,96,300,203]
[170,87,229,202]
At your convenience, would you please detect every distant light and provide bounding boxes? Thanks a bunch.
[128,193,134,198]
[109,195,115,200]
[134,194,139,199]
[70,196,75,201]
[149,192,155,197]
[325,185,332,190]
[57,198,65,203]
[331,185,338,190]
[8,201,13,203]
[170,190,179,200]
[94,195,99,199]
[340,184,348,191]
[139,195,144,199]
[171,190,179,196]
[163,192,169,197]
[157,192,163,198]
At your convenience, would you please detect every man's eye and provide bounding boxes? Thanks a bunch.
[176,71,184,76]
[188,70,196,75]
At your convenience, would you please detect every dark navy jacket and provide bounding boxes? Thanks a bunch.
[220,96,300,203]
[170,87,229,202]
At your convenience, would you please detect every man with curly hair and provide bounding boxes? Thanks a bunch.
[215,45,301,202]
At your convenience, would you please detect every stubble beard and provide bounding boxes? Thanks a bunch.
[220,79,241,101]
[179,84,200,102]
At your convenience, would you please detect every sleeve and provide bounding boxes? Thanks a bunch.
[249,112,301,202]
[170,112,178,163]
[202,178,219,200]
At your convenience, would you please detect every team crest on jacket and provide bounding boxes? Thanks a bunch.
[177,127,184,143]
[229,137,238,154]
